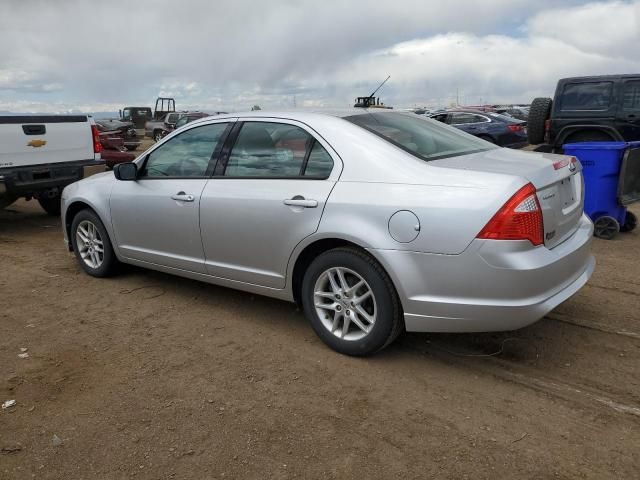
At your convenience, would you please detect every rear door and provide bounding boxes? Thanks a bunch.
[110,121,232,273]
[199,119,339,288]
[618,78,640,141]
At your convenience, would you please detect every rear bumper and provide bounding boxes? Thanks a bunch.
[0,159,103,199]
[370,213,595,332]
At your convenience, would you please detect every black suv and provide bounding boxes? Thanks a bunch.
[528,74,640,149]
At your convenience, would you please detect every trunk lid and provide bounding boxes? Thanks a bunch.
[432,147,584,249]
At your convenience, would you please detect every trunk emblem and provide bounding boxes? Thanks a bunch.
[27,139,47,148]
[546,230,556,241]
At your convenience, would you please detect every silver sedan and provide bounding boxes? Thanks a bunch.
[61,110,595,355]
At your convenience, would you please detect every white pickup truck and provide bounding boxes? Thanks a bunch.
[0,115,104,215]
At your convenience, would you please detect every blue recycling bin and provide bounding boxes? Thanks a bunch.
[563,141,640,239]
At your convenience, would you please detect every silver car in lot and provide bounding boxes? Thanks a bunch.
[61,110,595,355]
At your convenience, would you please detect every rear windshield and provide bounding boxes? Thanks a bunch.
[345,112,496,161]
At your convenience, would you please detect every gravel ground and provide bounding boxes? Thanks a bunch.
[1,199,638,480]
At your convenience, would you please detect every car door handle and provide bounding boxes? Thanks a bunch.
[171,192,195,202]
[284,197,318,208]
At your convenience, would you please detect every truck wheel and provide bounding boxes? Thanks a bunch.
[1,196,16,210]
[563,130,612,144]
[153,130,163,142]
[621,211,637,233]
[38,195,61,216]
[527,97,552,145]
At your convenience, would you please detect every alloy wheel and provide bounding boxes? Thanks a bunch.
[313,267,377,341]
[76,220,104,269]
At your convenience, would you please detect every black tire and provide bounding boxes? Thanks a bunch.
[70,209,118,277]
[153,130,164,142]
[125,145,138,151]
[301,247,403,356]
[1,196,16,210]
[593,215,620,240]
[621,211,637,233]
[527,97,553,145]
[563,130,613,145]
[37,194,61,216]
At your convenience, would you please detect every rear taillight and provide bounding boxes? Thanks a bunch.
[477,183,544,246]
[91,125,102,154]
[507,124,523,132]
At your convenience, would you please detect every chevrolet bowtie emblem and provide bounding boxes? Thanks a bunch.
[27,139,47,148]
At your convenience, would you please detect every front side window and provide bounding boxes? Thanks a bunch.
[560,82,613,111]
[346,112,494,161]
[142,123,228,178]
[225,122,313,177]
[623,80,640,110]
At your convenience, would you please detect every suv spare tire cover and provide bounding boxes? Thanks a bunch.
[527,97,553,145]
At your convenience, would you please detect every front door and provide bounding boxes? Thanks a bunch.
[110,121,231,273]
[199,120,338,288]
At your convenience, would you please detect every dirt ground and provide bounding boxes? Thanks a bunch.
[1,198,639,479]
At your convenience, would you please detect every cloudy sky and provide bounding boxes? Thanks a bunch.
[1,0,639,113]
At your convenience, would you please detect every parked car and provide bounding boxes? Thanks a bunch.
[430,110,527,148]
[173,112,211,130]
[99,132,136,169]
[496,106,529,121]
[119,106,152,130]
[95,119,140,151]
[61,110,594,356]
[144,112,182,141]
[528,74,640,149]
[1,114,104,214]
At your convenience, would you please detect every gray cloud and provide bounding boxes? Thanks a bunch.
[0,0,638,112]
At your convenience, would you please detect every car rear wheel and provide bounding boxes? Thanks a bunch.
[478,134,495,144]
[301,247,403,356]
[153,130,163,142]
[527,97,552,145]
[71,209,118,277]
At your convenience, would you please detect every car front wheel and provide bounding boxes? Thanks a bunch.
[301,247,403,356]
[70,209,118,277]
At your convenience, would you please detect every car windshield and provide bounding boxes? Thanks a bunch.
[345,112,495,161]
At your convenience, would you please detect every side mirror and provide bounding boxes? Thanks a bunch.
[114,162,137,181]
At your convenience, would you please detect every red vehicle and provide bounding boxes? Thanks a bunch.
[99,133,135,169]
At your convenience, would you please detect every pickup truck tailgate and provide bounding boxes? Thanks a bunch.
[0,115,96,169]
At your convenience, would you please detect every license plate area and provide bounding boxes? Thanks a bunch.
[560,173,581,213]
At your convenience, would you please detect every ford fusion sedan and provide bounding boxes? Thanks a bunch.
[61,110,594,356]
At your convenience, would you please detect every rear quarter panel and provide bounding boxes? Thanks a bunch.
[317,172,525,255]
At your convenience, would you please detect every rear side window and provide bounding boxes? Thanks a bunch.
[560,82,613,111]
[622,80,640,110]
[304,142,334,177]
[224,122,333,178]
